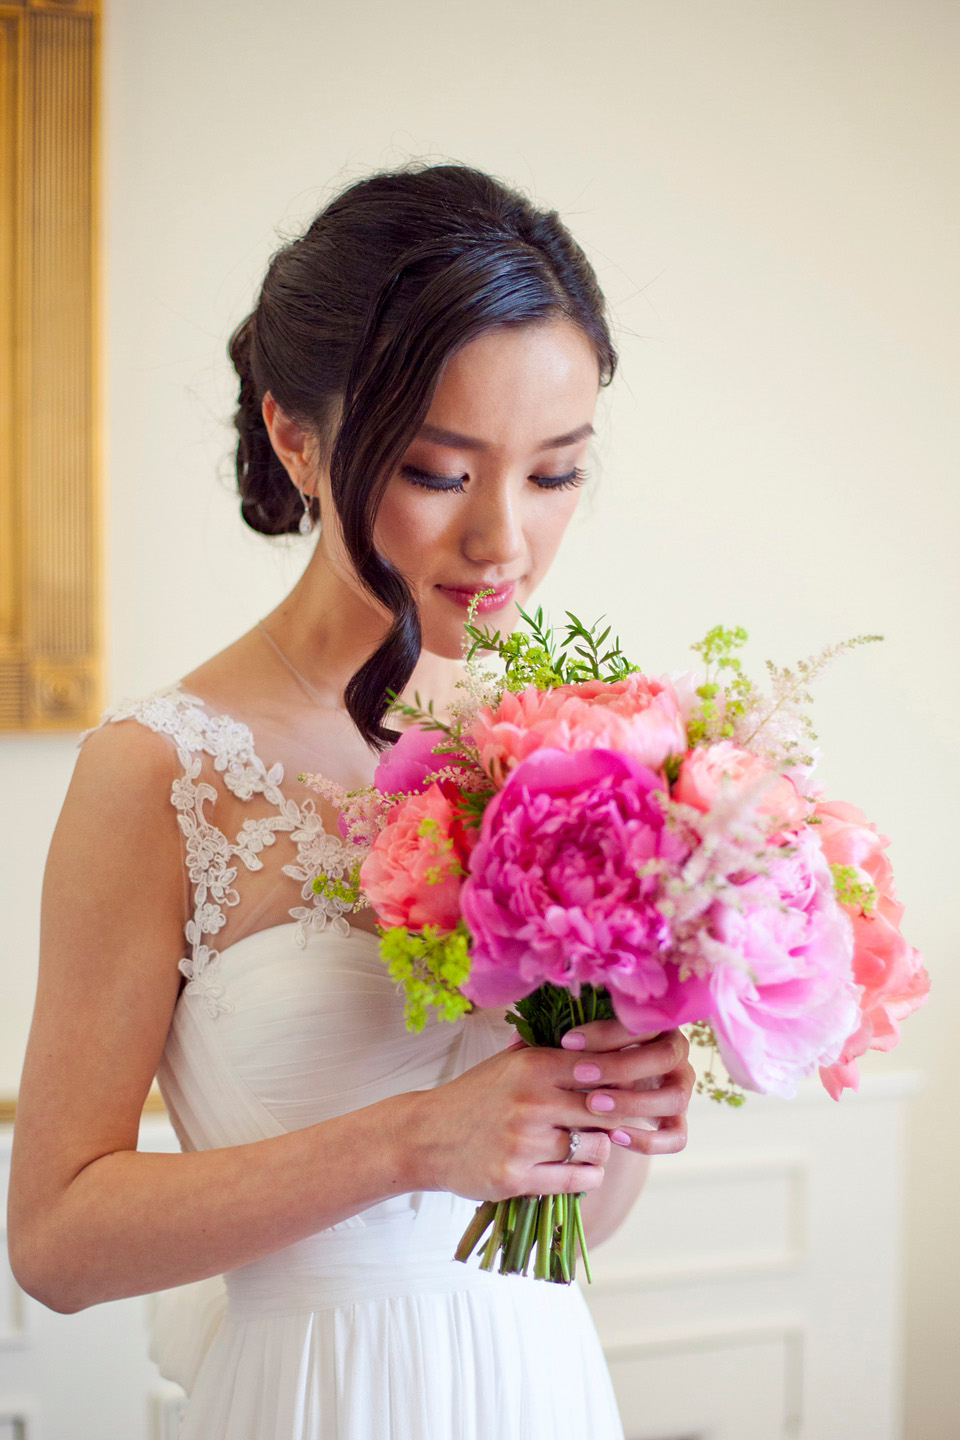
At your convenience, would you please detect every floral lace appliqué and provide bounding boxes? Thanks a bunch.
[85,684,356,1016]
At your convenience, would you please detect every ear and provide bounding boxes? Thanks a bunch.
[262,392,317,494]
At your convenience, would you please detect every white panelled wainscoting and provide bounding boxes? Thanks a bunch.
[1,1073,916,1440]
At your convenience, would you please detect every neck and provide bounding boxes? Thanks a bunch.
[260,540,464,718]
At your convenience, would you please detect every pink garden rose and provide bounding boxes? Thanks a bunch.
[706,830,861,1097]
[814,799,929,1099]
[675,741,809,835]
[359,781,471,933]
[471,674,687,787]
[460,747,693,1025]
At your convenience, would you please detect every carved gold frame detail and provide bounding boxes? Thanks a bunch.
[0,0,100,731]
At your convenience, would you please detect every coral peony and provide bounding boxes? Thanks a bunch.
[675,741,809,835]
[359,781,472,932]
[814,799,929,1099]
[470,674,686,788]
[706,830,861,1098]
[460,747,692,1023]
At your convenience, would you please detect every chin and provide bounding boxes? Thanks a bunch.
[418,630,474,663]
[421,603,523,663]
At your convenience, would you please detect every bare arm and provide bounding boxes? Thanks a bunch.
[7,721,618,1313]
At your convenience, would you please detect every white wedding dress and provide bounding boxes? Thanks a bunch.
[85,685,625,1440]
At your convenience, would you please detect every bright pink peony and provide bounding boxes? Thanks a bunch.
[814,799,930,1099]
[470,674,687,788]
[675,741,809,835]
[360,781,472,932]
[706,830,861,1097]
[373,723,470,796]
[460,747,693,1023]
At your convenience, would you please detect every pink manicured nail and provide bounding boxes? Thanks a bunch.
[589,1093,615,1113]
[561,1031,586,1050]
[573,1062,602,1084]
[611,1130,632,1146]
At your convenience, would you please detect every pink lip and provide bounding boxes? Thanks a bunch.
[436,581,517,613]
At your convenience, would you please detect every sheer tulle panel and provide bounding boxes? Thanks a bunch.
[176,741,371,958]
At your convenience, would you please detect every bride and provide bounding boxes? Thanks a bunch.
[9,161,695,1439]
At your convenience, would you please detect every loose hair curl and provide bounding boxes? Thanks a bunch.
[229,162,617,749]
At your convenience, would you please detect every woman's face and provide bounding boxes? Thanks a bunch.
[374,318,602,659]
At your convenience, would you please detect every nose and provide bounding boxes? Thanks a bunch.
[461,481,526,568]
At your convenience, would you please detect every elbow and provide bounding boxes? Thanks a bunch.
[8,1228,92,1315]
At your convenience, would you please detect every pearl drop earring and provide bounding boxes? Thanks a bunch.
[298,488,316,537]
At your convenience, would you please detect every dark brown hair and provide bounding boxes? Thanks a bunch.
[229,161,617,749]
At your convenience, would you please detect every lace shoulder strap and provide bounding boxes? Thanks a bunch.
[81,684,355,1018]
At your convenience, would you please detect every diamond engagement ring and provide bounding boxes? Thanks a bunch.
[563,1129,582,1164]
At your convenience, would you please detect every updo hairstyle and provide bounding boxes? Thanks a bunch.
[229,161,617,749]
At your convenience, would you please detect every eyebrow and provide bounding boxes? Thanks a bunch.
[416,421,595,451]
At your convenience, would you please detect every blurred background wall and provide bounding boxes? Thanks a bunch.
[1,1,956,1434]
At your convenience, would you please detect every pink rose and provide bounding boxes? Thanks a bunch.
[470,674,687,788]
[814,799,930,1099]
[460,747,693,1025]
[359,781,472,932]
[675,742,809,835]
[706,830,861,1097]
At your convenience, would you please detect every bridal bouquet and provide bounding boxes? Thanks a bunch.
[303,610,928,1285]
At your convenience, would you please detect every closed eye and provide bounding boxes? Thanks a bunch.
[401,466,468,493]
[400,466,588,493]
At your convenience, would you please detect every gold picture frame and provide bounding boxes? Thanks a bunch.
[0,0,100,732]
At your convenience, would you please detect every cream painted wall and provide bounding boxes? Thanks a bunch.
[2,1,957,1435]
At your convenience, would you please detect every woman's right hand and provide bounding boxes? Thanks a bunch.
[399,1039,617,1202]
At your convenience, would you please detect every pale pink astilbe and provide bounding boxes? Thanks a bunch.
[299,770,385,855]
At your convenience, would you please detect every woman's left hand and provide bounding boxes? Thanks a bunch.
[556,1021,696,1156]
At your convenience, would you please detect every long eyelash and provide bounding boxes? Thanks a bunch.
[401,465,589,494]
[533,467,588,491]
[401,466,467,493]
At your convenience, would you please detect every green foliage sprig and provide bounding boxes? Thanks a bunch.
[465,604,641,692]
[379,921,473,1031]
[311,863,364,910]
[506,982,616,1049]
[687,625,755,745]
[831,863,878,917]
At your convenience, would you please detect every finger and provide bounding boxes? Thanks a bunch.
[579,1069,693,1123]
[505,1036,528,1051]
[527,1162,606,1195]
[557,1032,689,1091]
[551,1126,611,1167]
[607,1115,688,1156]
[639,1113,689,1155]
[561,1018,662,1052]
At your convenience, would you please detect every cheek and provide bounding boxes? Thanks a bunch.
[373,490,449,577]
[528,493,581,568]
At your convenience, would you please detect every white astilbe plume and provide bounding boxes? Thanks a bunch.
[653,773,796,982]
[450,650,505,734]
[732,635,881,769]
